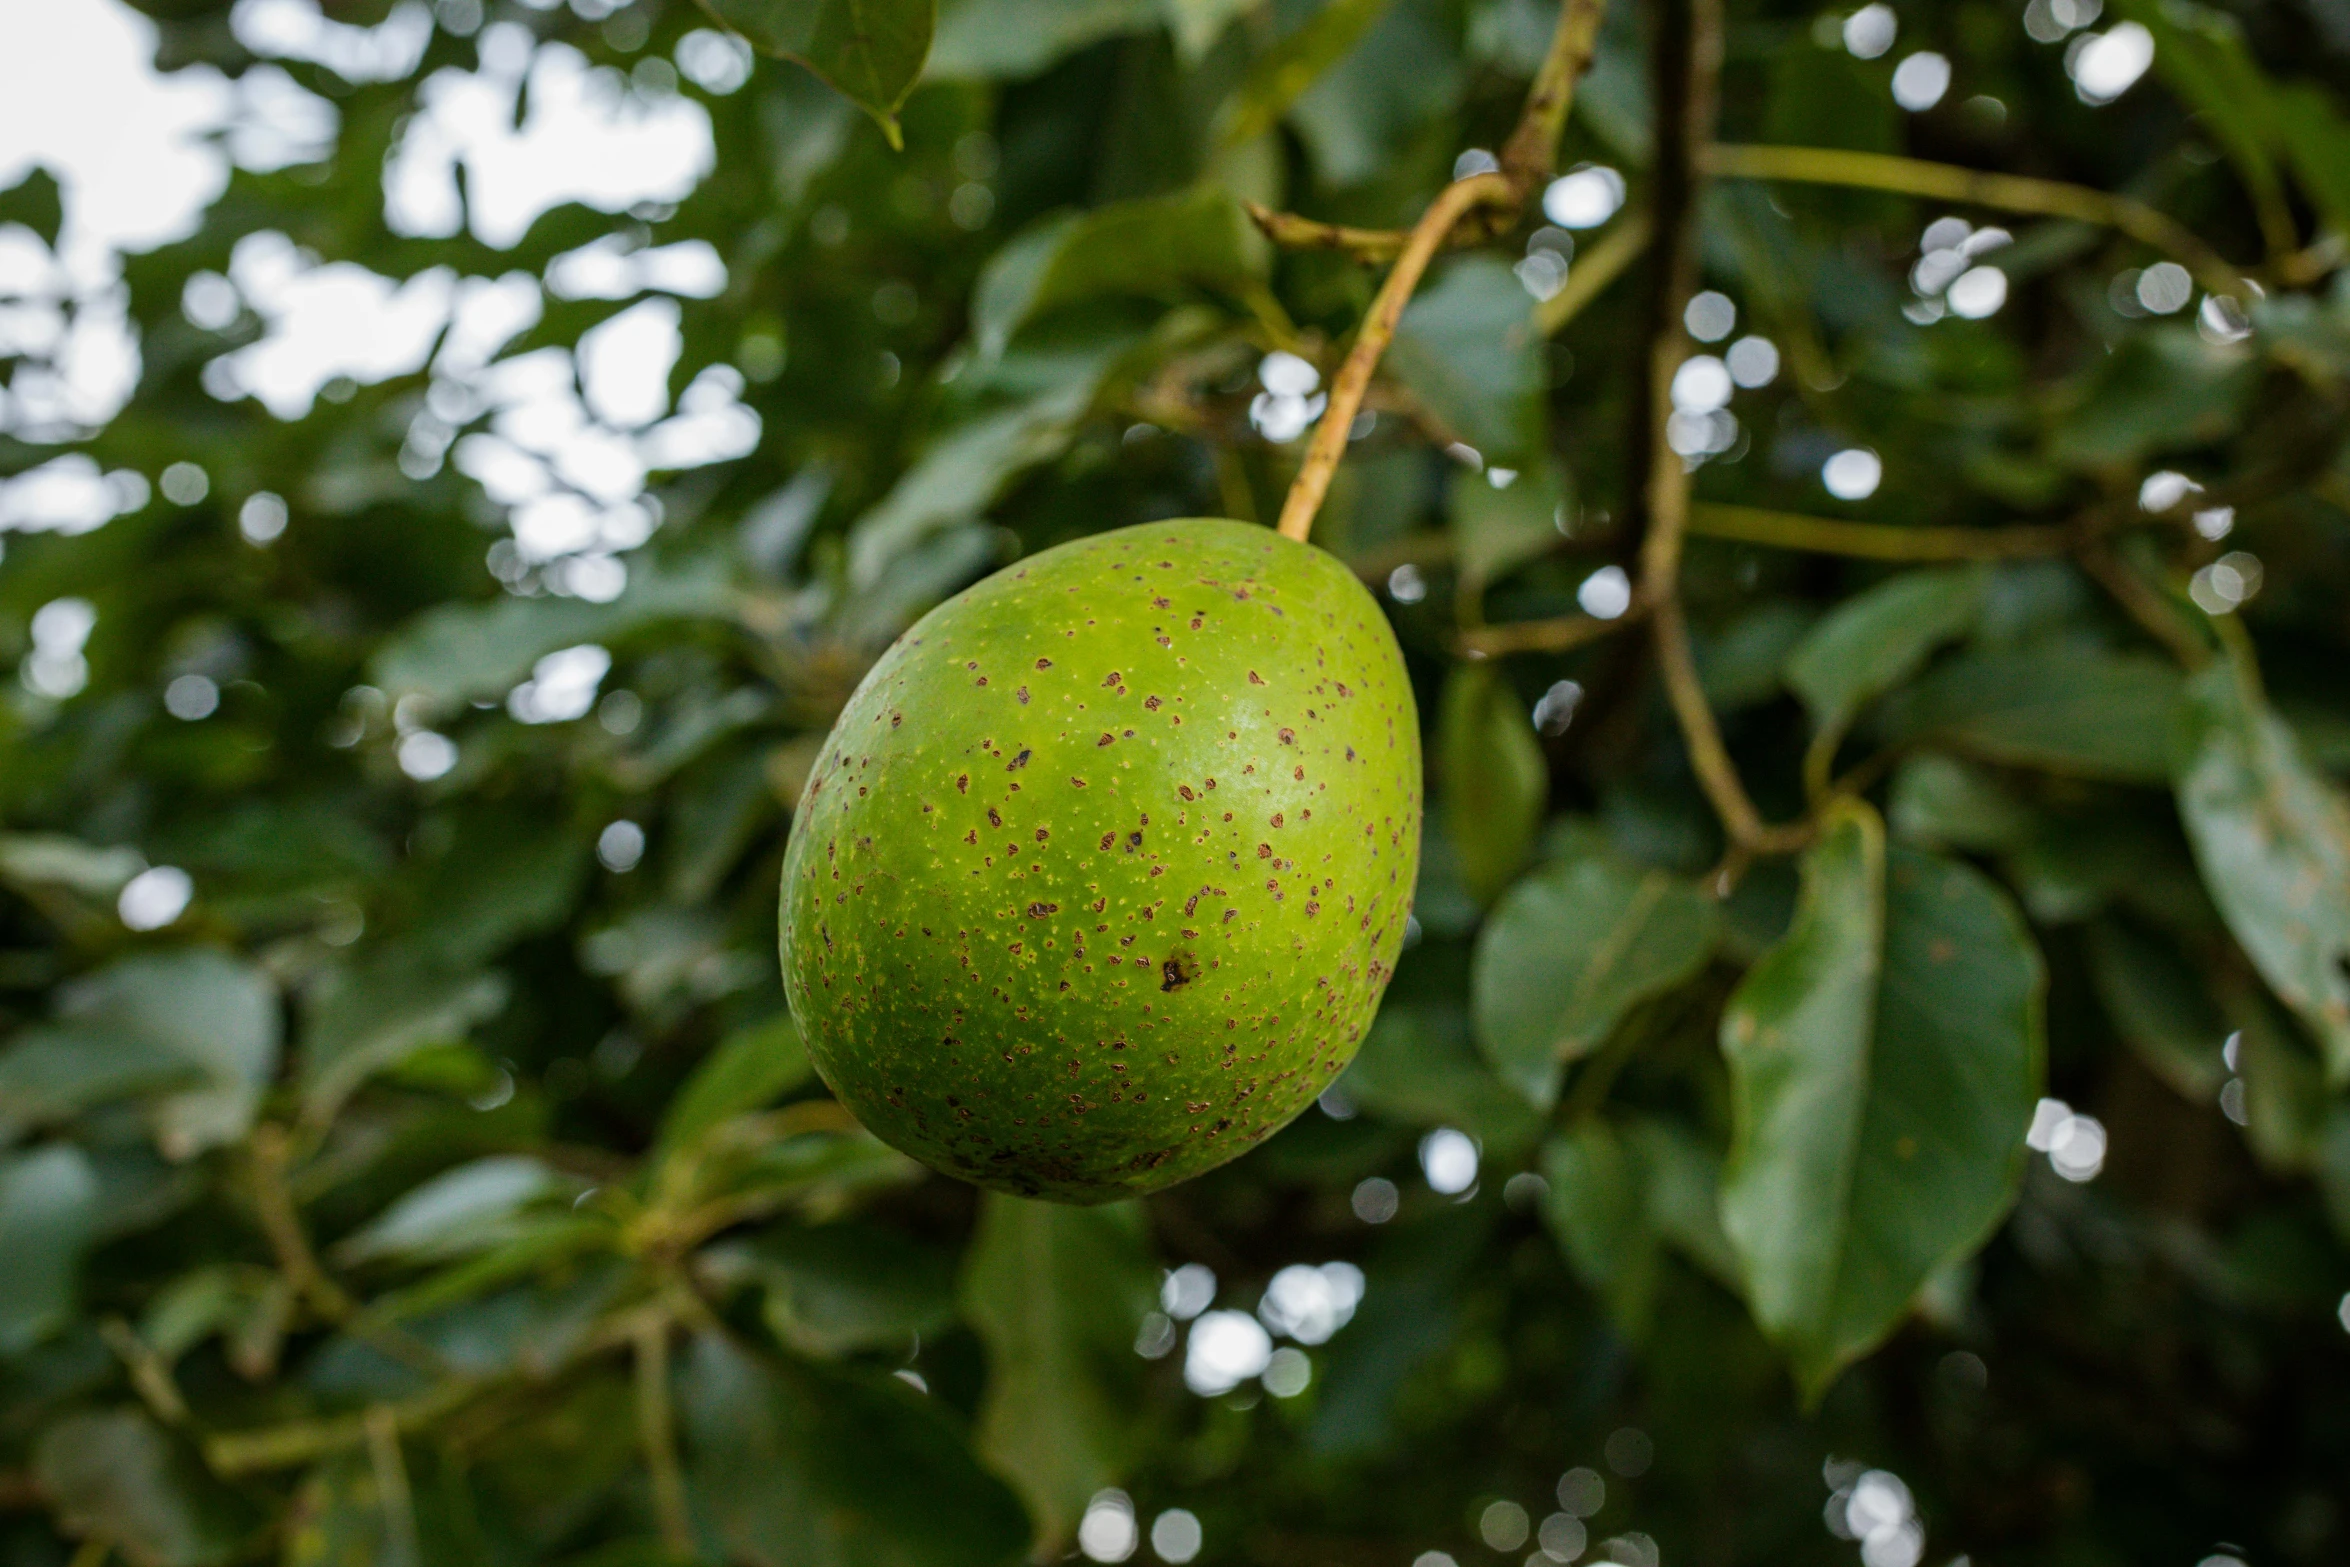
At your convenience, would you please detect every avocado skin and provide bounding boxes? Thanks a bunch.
[779,519,1422,1202]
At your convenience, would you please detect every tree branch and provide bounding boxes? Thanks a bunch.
[1689,503,2073,560]
[634,1315,695,1560]
[1276,173,1514,542]
[1706,144,2246,297]
[1638,0,1805,862]
[1457,604,1642,657]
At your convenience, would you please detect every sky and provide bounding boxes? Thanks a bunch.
[0,0,757,579]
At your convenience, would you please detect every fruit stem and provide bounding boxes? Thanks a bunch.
[1275,172,1514,544]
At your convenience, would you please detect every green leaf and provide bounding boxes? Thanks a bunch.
[2174,657,2350,1082]
[2106,0,2291,236]
[370,558,732,714]
[969,187,1269,363]
[1214,0,1401,149]
[2268,86,2350,238]
[1541,1115,1736,1335]
[1449,464,1563,589]
[654,1013,812,1164]
[1784,565,1986,735]
[698,0,934,145]
[1439,662,1547,905]
[1719,800,2044,1400]
[0,833,145,900]
[2082,917,2229,1101]
[1341,1003,1546,1157]
[960,1196,1158,1550]
[35,1409,256,1567]
[1472,854,1719,1108]
[2048,327,2260,470]
[299,956,509,1126]
[679,1331,1032,1567]
[1885,647,2185,784]
[1763,41,1896,155]
[748,1220,956,1357]
[50,951,281,1160]
[1289,0,1464,187]
[1886,753,2034,853]
[404,811,591,966]
[1387,259,1547,471]
[925,0,1157,79]
[0,1145,99,1356]
[333,1157,576,1268]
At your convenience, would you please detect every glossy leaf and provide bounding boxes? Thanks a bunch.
[1215,0,1400,148]
[48,951,280,1160]
[1784,565,1986,734]
[679,1330,1032,1567]
[2175,658,2350,1082]
[2083,917,2229,1101]
[1387,260,1547,471]
[926,0,1157,79]
[1720,800,2044,1399]
[299,956,509,1125]
[751,1220,956,1357]
[1541,1115,1736,1336]
[653,1012,813,1164]
[35,1410,255,1567]
[1342,1003,1548,1157]
[969,187,1269,363]
[960,1195,1157,1551]
[698,0,935,145]
[1449,463,1564,589]
[1886,647,2184,783]
[1438,661,1547,905]
[0,1144,99,1355]
[1473,853,1720,1108]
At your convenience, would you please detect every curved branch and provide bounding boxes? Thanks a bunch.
[1706,144,2246,297]
[1276,173,1515,542]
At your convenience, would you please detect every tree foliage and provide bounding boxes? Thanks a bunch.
[4,0,2350,1562]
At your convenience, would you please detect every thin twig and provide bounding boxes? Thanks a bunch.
[1498,0,1610,190]
[1248,0,1608,260]
[1640,0,1807,860]
[1276,173,1515,542]
[1535,212,1652,336]
[1706,144,2246,298]
[98,1319,192,1428]
[1457,603,1643,657]
[1689,503,2073,560]
[248,1125,356,1320]
[364,1406,421,1567]
[2078,540,2213,669]
[634,1315,695,1560]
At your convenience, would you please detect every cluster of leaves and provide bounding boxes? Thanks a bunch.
[4,0,2350,1562]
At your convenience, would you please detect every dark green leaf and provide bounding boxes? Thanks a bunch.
[1886,753,2034,852]
[2049,328,2260,469]
[925,0,1157,79]
[2175,657,2350,1082]
[699,0,934,145]
[654,1013,812,1165]
[0,1145,99,1356]
[1886,647,2185,783]
[679,1331,1032,1567]
[333,1157,576,1268]
[1784,565,1986,733]
[1719,800,2044,1399]
[1449,463,1563,589]
[748,1220,956,1357]
[1290,0,1465,187]
[1216,0,1402,149]
[0,167,63,248]
[2083,917,2229,1101]
[1472,853,1719,1108]
[1541,1115,1736,1335]
[1438,661,1546,905]
[960,1196,1157,1550]
[299,957,509,1126]
[35,1409,255,1567]
[50,951,280,1160]
[969,187,1269,362]
[1388,260,1547,471]
[1342,1004,1546,1157]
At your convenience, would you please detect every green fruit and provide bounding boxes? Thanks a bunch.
[779,518,1422,1202]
